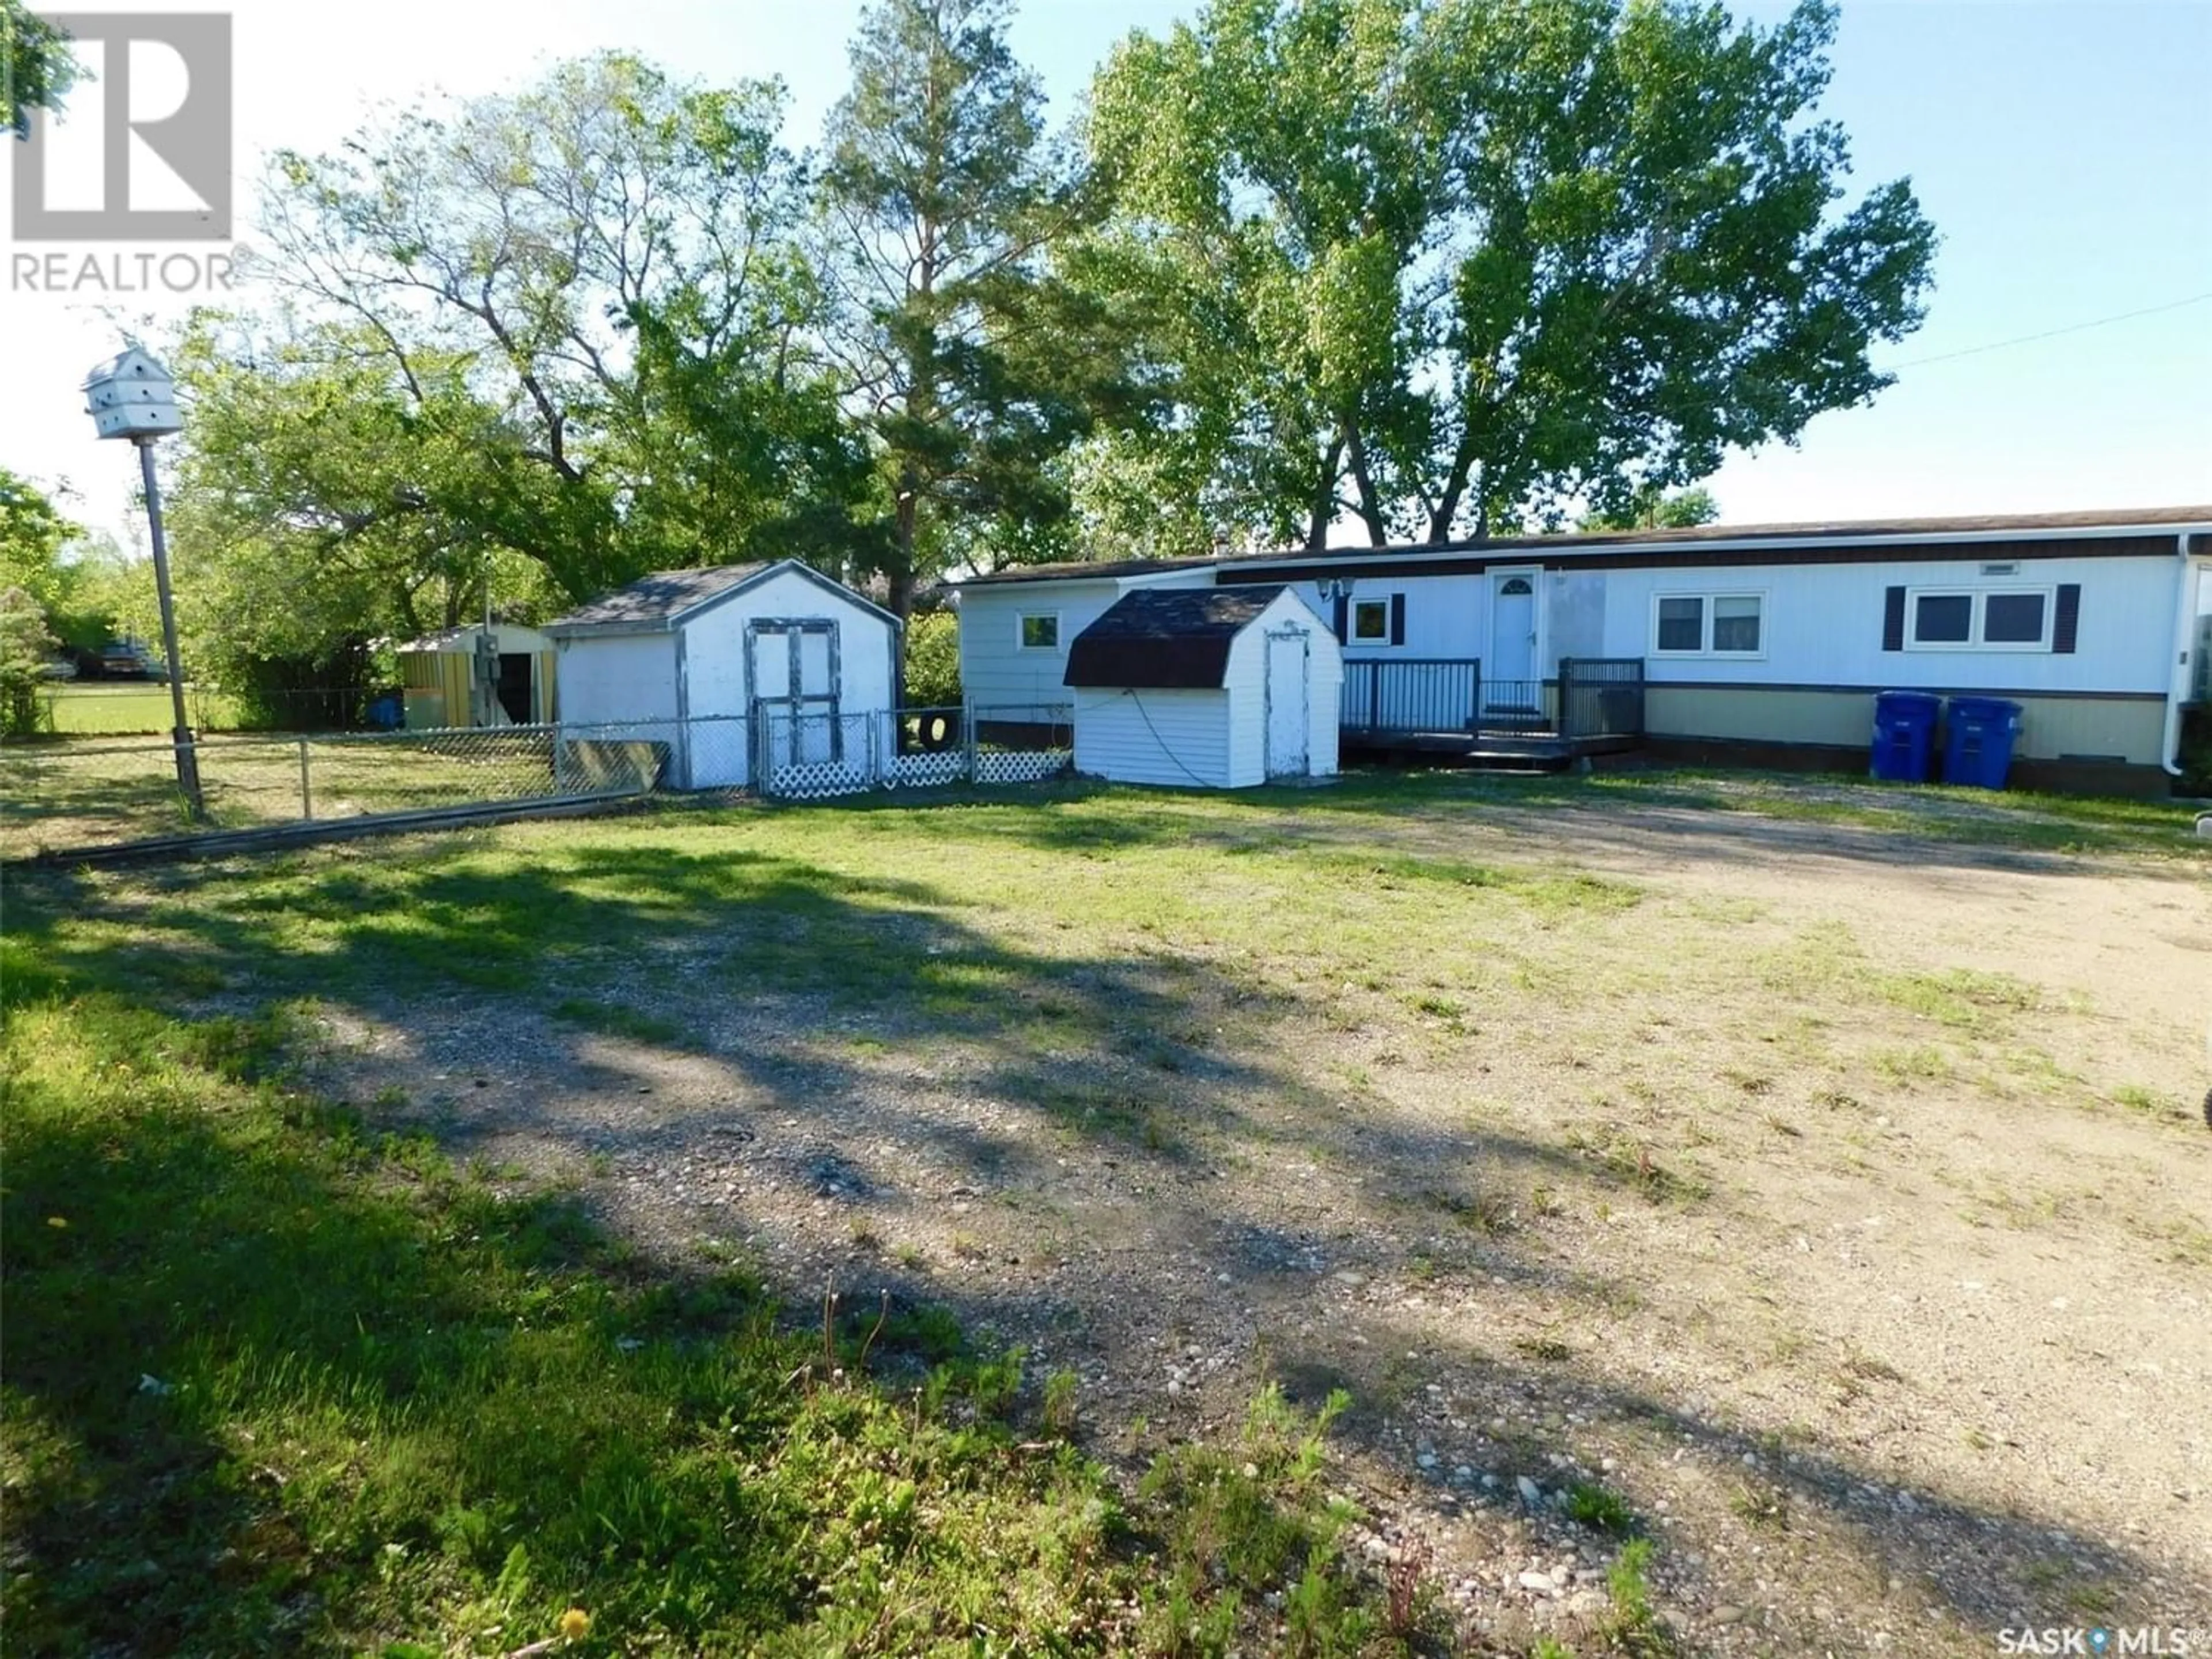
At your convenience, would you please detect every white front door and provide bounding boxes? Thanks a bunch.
[1487,572,1538,710]
[1265,629,1309,779]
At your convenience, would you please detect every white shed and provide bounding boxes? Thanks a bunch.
[545,559,900,790]
[1065,585,1340,788]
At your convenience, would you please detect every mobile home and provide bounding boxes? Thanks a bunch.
[956,507,2211,793]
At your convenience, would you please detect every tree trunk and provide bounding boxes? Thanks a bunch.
[1428,435,1480,543]
[1304,433,1347,550]
[1344,426,1391,546]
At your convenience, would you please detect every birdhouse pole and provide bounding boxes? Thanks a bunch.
[83,347,203,819]
[135,436,202,816]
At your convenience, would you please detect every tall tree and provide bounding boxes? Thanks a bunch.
[819,0,1125,607]
[0,586,57,738]
[2,1,79,132]
[163,315,567,714]
[1089,0,1936,547]
[248,54,861,602]
[0,467,81,597]
[1580,484,1720,532]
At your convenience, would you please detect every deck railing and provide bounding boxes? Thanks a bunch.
[1341,659,1483,734]
[1339,656,1645,743]
[1558,658,1645,740]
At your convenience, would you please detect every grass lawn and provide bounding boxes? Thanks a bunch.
[37,681,246,735]
[4,771,2207,1655]
[0,806,1411,1657]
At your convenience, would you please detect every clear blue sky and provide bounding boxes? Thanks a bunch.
[3,0,2206,548]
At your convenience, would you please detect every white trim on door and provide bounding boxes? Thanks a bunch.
[1486,566,1543,709]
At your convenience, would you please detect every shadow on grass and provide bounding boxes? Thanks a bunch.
[0,995,1146,1656]
[3,809,2195,1646]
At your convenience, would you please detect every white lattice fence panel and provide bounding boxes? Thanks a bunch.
[889,751,965,789]
[764,759,878,799]
[974,748,1070,785]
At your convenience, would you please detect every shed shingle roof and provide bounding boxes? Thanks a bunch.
[1064,586,1291,690]
[546,563,772,633]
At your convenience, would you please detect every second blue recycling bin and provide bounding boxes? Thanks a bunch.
[1942,695,2023,790]
[1870,690,1941,782]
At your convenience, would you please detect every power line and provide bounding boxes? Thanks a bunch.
[1887,290,2212,370]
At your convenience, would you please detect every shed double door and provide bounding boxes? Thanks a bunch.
[748,620,841,767]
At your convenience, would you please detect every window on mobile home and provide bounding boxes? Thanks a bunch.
[1908,588,2052,650]
[1653,593,1763,656]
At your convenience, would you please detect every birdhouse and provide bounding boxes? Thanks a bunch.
[82,348,183,440]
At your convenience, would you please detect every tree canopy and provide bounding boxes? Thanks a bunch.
[239,53,867,603]
[1086,0,1936,547]
[817,0,1141,603]
[2,1,79,132]
[160,0,1937,695]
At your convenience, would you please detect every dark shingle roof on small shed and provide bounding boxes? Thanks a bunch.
[547,563,772,633]
[1064,586,1290,689]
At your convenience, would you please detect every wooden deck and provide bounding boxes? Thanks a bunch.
[1340,726,1643,768]
[1338,657,1647,769]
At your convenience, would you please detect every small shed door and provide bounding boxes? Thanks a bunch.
[1265,628,1309,779]
[747,619,843,767]
[495,653,535,724]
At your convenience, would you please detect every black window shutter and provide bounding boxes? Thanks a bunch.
[1881,586,1906,652]
[1389,593,1406,646]
[2052,584,2081,653]
[1332,593,1348,643]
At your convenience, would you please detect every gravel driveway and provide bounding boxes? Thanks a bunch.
[298,791,2212,1655]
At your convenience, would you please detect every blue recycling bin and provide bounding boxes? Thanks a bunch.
[1870,691,1941,782]
[1942,695,2023,790]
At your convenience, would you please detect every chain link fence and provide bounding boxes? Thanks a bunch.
[1,720,679,859]
[2,704,1074,857]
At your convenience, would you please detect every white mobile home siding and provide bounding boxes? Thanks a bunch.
[959,571,1214,712]
[1597,552,2177,766]
[1596,554,2175,695]
[1252,550,2173,691]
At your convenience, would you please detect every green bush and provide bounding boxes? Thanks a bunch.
[0,585,59,740]
[902,609,961,709]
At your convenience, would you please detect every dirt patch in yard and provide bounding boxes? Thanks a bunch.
[264,787,2212,1654]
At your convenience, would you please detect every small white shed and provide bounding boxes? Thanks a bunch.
[1064,585,1340,788]
[545,559,900,790]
